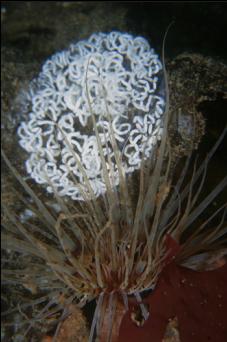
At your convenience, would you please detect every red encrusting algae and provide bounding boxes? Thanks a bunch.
[118,237,227,342]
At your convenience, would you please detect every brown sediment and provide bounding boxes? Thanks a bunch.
[54,305,89,342]
[162,316,181,342]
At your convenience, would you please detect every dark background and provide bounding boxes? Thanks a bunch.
[2,2,227,61]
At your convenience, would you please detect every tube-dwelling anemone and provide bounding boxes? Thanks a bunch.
[1,35,227,341]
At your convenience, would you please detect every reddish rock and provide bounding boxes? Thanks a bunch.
[119,262,227,342]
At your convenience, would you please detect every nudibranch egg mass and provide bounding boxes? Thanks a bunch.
[18,32,165,200]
